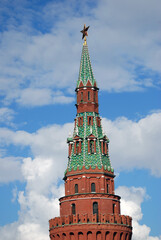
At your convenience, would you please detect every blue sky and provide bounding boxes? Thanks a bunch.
[0,0,161,239]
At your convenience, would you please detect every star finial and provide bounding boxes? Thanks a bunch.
[80,24,90,45]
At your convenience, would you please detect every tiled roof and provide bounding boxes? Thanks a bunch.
[66,43,113,173]
[77,44,96,88]
[67,112,113,172]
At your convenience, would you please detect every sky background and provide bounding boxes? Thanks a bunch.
[0,0,161,239]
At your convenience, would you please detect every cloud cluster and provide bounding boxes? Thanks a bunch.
[0,156,23,183]
[102,111,161,177]
[0,107,15,125]
[0,122,73,183]
[0,0,161,106]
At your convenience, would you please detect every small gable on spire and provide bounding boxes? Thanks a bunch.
[94,81,97,88]
[78,80,84,88]
[73,135,82,140]
[87,133,96,139]
[86,79,92,87]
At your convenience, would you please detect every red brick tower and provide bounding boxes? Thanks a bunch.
[49,27,132,240]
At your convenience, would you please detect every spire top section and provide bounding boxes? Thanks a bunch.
[77,25,97,88]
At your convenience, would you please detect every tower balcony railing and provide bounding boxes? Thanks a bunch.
[49,213,132,230]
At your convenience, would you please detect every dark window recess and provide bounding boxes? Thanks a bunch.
[107,184,109,193]
[93,202,98,221]
[89,117,91,125]
[91,183,96,192]
[90,140,94,154]
[75,184,78,194]
[113,232,117,240]
[113,203,115,214]
[72,204,76,215]
[88,91,90,101]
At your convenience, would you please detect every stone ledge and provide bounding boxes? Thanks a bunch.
[49,213,132,230]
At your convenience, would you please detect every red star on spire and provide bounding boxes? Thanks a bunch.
[80,24,90,40]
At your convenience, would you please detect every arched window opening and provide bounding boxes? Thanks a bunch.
[88,91,90,101]
[113,232,117,240]
[89,117,91,125]
[91,183,96,192]
[93,202,98,214]
[106,143,108,152]
[78,232,83,240]
[72,203,76,215]
[62,233,66,240]
[105,232,110,240]
[107,184,109,193]
[87,231,92,240]
[120,233,123,240]
[125,234,128,240]
[93,202,98,221]
[81,92,83,102]
[96,231,101,240]
[113,203,116,214]
[90,140,94,154]
[70,232,75,240]
[75,184,78,194]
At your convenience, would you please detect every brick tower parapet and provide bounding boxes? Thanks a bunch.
[49,28,132,240]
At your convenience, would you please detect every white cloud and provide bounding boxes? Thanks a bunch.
[102,111,161,177]
[16,88,74,106]
[0,0,161,106]
[116,186,161,240]
[17,223,49,240]
[12,186,18,203]
[0,222,19,240]
[0,157,23,183]
[0,122,73,184]
[0,107,15,125]
[17,88,53,106]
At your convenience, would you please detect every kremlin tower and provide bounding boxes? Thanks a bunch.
[49,25,132,240]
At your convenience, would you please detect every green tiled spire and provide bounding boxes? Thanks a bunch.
[67,112,113,172]
[66,42,113,173]
[77,44,96,88]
